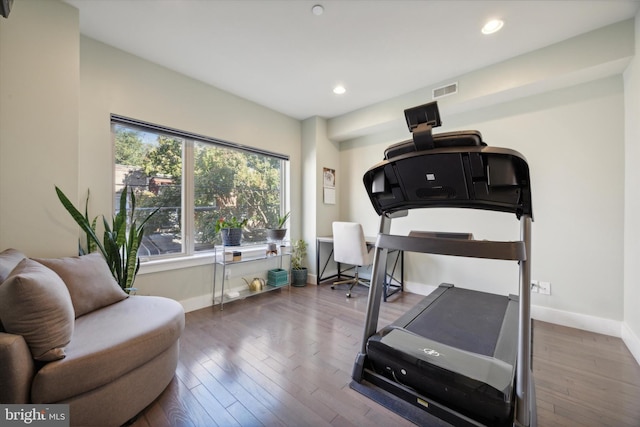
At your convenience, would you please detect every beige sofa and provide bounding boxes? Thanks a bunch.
[0,249,185,426]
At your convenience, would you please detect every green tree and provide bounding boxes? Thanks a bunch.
[114,127,147,166]
[193,144,281,246]
[139,136,182,234]
[234,153,281,227]
[142,136,183,179]
[193,145,243,245]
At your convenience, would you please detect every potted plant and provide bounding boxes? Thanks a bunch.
[55,185,159,293]
[215,216,248,246]
[290,239,308,287]
[266,211,290,242]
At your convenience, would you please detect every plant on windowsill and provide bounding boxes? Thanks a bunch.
[215,216,248,246]
[290,239,308,287]
[55,185,159,294]
[266,211,290,242]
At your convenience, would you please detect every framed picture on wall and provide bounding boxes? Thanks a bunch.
[323,167,335,188]
[323,167,336,204]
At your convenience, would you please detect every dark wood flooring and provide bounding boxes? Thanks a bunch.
[129,285,640,427]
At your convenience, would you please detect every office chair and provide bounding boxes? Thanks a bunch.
[331,222,374,297]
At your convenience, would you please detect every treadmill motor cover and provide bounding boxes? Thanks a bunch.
[367,328,515,423]
[366,287,519,424]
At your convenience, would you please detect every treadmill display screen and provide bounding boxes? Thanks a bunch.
[395,153,469,202]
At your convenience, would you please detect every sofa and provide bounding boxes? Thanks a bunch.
[0,249,185,426]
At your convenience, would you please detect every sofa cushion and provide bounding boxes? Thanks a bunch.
[0,259,74,362]
[34,252,128,318]
[0,248,26,283]
[31,295,185,403]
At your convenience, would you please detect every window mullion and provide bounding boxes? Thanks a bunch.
[184,140,195,255]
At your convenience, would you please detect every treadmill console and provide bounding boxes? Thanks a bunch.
[363,102,532,219]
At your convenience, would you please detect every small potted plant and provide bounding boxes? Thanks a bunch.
[215,216,248,246]
[266,211,290,242]
[290,239,308,287]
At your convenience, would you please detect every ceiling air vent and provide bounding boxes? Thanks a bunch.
[432,82,458,100]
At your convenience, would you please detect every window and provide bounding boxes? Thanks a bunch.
[112,116,288,259]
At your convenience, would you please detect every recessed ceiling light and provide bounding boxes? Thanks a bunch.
[312,5,324,16]
[333,85,346,95]
[482,19,504,35]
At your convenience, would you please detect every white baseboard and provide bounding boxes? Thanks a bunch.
[531,304,622,337]
[622,322,640,365]
[180,294,213,313]
[404,281,438,296]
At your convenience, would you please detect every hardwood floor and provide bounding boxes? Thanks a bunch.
[130,285,640,427]
[533,322,640,426]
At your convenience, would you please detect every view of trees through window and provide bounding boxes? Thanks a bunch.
[113,122,286,257]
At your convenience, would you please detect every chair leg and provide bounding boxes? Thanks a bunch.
[332,277,356,296]
[332,278,357,287]
[346,274,358,298]
[332,272,361,298]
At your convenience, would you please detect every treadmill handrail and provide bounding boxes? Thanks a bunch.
[375,233,526,261]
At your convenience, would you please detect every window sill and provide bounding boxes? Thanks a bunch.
[138,252,215,275]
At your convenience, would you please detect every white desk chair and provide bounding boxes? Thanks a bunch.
[331,222,374,297]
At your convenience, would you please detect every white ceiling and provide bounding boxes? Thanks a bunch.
[65,0,639,120]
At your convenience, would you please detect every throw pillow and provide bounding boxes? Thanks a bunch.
[0,258,74,361]
[0,248,25,332]
[34,252,128,318]
[0,248,26,283]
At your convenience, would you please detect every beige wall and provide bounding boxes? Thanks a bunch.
[340,77,624,319]
[623,12,640,361]
[0,0,80,257]
[301,116,341,280]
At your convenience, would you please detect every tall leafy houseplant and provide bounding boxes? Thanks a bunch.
[291,239,308,287]
[55,186,159,293]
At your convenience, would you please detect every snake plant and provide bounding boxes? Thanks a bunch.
[55,185,158,292]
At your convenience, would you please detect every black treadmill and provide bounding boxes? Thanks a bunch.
[351,102,536,427]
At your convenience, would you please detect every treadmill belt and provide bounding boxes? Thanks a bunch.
[405,287,509,357]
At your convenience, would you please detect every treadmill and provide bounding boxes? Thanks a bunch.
[351,102,536,427]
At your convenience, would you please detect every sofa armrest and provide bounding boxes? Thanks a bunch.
[0,332,35,403]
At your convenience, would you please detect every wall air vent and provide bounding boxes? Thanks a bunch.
[432,82,458,100]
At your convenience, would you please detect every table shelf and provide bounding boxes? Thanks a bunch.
[214,283,287,305]
[212,241,291,309]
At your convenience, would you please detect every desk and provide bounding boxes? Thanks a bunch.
[316,236,403,301]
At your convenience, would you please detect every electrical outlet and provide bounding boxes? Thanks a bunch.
[531,280,539,293]
[538,281,551,295]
